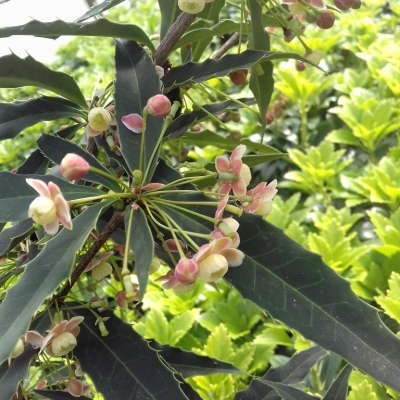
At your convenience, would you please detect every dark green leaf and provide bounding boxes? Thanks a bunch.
[151,342,243,378]
[0,201,114,365]
[173,19,240,52]
[153,162,400,393]
[75,0,125,22]
[37,134,121,192]
[247,0,274,126]
[0,96,84,140]
[0,19,155,52]
[162,50,306,91]
[72,308,190,400]
[158,0,180,39]
[35,391,91,400]
[114,40,164,182]
[0,54,87,109]
[322,364,352,400]
[125,206,154,300]
[0,346,38,400]
[166,98,255,139]
[0,219,35,258]
[16,124,85,175]
[94,134,130,174]
[0,0,11,4]
[0,172,103,222]
[263,381,319,400]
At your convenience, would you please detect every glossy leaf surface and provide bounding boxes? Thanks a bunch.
[0,172,103,222]
[0,19,154,52]
[125,206,154,300]
[0,54,87,109]
[0,200,114,364]
[72,308,190,400]
[0,96,84,140]
[37,134,121,192]
[114,40,163,182]
[162,50,308,91]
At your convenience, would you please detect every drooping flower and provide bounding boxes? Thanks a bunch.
[60,153,89,180]
[67,378,91,398]
[26,316,84,357]
[121,113,144,133]
[86,107,115,137]
[84,252,113,281]
[194,237,244,282]
[10,338,25,359]
[26,179,72,235]
[241,180,278,216]
[212,217,240,248]
[174,258,199,284]
[215,144,251,197]
[146,94,171,117]
[178,0,205,14]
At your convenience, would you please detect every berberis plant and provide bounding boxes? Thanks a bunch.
[0,0,398,399]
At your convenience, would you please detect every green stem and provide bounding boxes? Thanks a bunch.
[89,166,130,191]
[122,207,134,276]
[138,110,148,176]
[68,193,133,206]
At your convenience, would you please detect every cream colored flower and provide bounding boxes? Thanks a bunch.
[26,179,72,235]
[85,252,113,281]
[178,0,205,14]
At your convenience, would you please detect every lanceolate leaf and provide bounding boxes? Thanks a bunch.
[124,206,154,300]
[0,346,38,400]
[0,219,35,258]
[114,40,164,182]
[322,364,352,400]
[0,96,85,140]
[72,308,190,400]
[0,54,87,109]
[0,172,103,222]
[75,0,125,22]
[37,134,121,192]
[152,162,400,393]
[173,19,240,52]
[158,0,180,40]
[16,125,85,175]
[166,98,255,139]
[0,19,155,52]
[0,200,114,365]
[151,342,243,378]
[162,50,308,91]
[247,0,274,127]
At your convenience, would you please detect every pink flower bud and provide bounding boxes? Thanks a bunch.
[146,95,171,117]
[174,258,199,284]
[334,0,354,9]
[266,110,275,125]
[121,113,143,133]
[296,61,306,72]
[165,238,187,252]
[229,69,248,86]
[60,153,89,180]
[67,379,85,397]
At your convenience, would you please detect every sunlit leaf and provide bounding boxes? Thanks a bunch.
[75,0,125,22]
[0,219,35,258]
[0,96,84,141]
[0,54,87,109]
[0,19,154,52]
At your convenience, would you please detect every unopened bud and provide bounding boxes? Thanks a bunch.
[60,153,89,180]
[174,258,199,284]
[146,95,171,117]
[229,69,248,86]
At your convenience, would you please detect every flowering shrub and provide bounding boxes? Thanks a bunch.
[0,0,400,399]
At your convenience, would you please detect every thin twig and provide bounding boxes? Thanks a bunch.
[211,32,240,59]
[54,210,125,301]
[153,12,197,66]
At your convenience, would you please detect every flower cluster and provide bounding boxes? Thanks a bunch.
[157,145,277,294]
